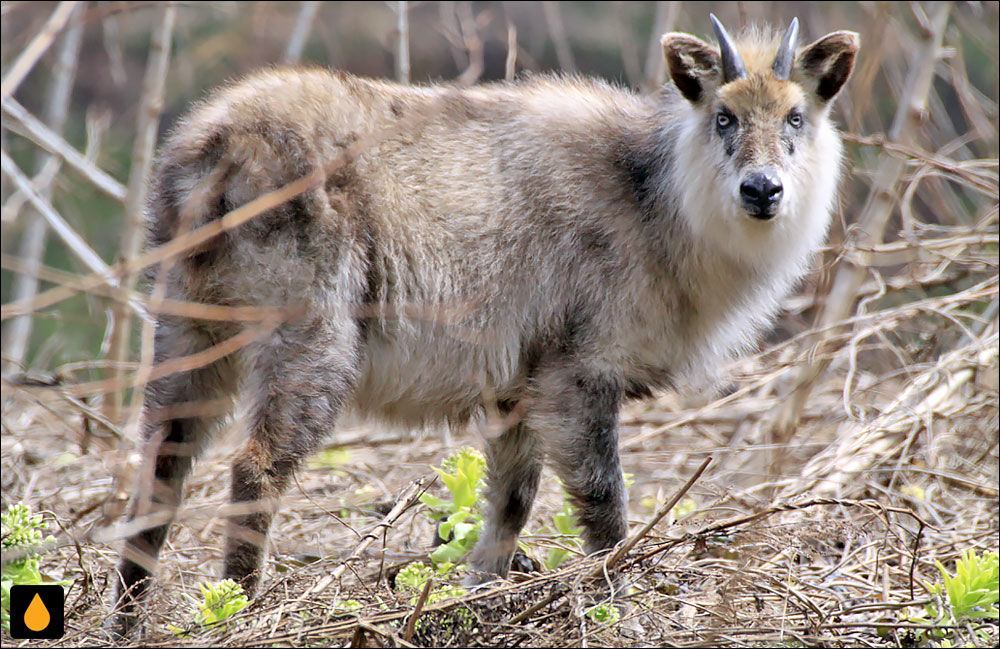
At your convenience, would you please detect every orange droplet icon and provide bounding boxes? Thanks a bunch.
[25,592,51,632]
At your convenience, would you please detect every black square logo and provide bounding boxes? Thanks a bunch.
[9,584,65,639]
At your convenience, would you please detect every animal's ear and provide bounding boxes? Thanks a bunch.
[661,33,721,103]
[795,31,860,103]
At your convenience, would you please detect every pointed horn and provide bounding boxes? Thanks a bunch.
[772,17,799,80]
[710,13,746,83]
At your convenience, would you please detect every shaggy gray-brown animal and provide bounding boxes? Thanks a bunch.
[112,15,858,637]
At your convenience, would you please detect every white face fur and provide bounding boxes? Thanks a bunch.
[670,100,841,280]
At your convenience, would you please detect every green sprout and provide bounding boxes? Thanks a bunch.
[1,503,65,631]
[585,601,621,625]
[192,579,249,629]
[671,497,697,520]
[542,496,584,571]
[397,562,436,592]
[908,549,999,646]
[930,549,998,622]
[396,562,470,634]
[308,446,351,470]
[419,447,487,571]
[330,598,363,616]
[397,563,467,604]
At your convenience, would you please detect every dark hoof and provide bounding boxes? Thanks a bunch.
[510,551,540,575]
[105,611,143,645]
[462,569,506,589]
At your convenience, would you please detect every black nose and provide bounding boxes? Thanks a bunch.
[740,171,783,219]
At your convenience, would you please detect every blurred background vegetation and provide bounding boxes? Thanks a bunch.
[1,0,997,376]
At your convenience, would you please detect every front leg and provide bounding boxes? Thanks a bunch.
[530,369,628,555]
[467,421,542,582]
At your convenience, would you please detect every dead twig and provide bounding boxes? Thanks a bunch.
[774,2,954,440]
[510,456,713,625]
[2,83,475,325]
[2,2,84,373]
[602,455,713,572]
[282,1,321,65]
[643,1,678,90]
[0,152,148,320]
[105,1,175,422]
[402,577,433,642]
[1,1,81,100]
[2,96,127,202]
[504,19,517,81]
[541,1,576,73]
[786,331,998,498]
[693,498,934,538]
[395,1,410,84]
[296,478,429,598]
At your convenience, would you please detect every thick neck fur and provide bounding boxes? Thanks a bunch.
[619,87,839,388]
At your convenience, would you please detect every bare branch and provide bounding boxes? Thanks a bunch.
[505,19,517,81]
[784,329,998,498]
[106,1,176,420]
[2,96,127,202]
[2,2,85,374]
[403,576,433,642]
[100,5,127,86]
[0,151,146,320]
[2,110,109,224]
[772,1,953,440]
[541,1,576,73]
[282,1,321,65]
[643,1,678,90]
[613,1,641,87]
[295,478,429,597]
[455,1,484,86]
[601,455,713,572]
[2,80,474,327]
[0,1,81,100]
[395,0,410,84]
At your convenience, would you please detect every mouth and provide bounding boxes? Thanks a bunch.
[742,203,777,221]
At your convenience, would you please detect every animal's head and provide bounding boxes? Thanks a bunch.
[660,15,859,261]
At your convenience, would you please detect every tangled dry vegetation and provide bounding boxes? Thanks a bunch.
[2,1,998,647]
[2,302,997,647]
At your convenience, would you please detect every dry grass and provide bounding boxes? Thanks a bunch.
[2,1,998,647]
[2,287,996,647]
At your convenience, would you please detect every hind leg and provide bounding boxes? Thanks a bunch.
[112,318,237,636]
[223,320,360,594]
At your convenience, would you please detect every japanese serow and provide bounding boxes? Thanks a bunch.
[112,15,858,635]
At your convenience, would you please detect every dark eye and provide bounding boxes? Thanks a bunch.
[716,112,734,129]
[787,112,803,129]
